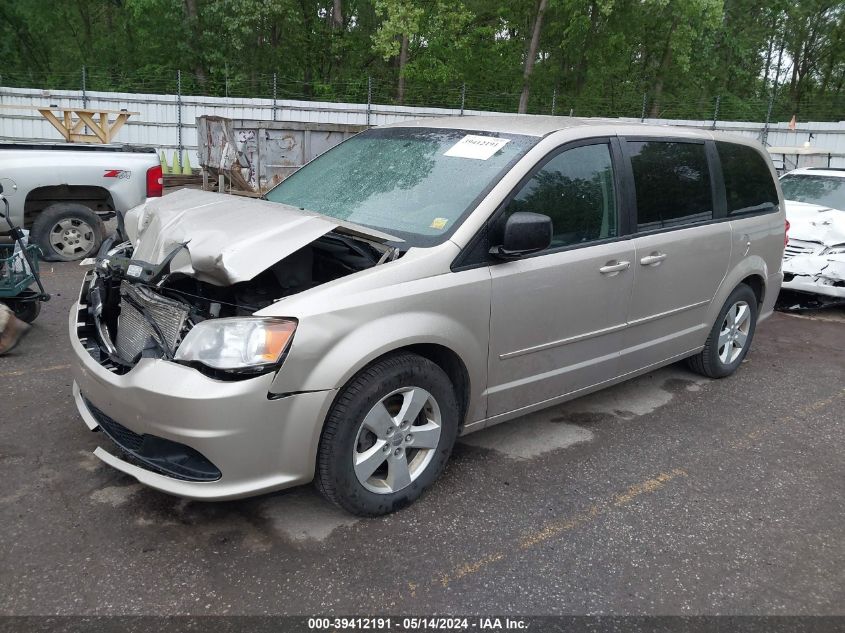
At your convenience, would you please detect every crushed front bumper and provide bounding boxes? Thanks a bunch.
[69,298,336,500]
[782,253,845,299]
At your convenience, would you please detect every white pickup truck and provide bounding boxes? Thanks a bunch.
[0,144,162,260]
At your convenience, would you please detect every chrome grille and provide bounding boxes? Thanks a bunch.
[115,281,189,362]
[784,240,823,260]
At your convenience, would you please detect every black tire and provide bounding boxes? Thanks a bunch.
[687,283,758,379]
[31,203,105,262]
[315,353,459,516]
[9,299,41,324]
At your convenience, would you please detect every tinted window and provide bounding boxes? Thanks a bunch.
[501,143,617,249]
[780,174,845,211]
[717,142,779,214]
[628,140,713,230]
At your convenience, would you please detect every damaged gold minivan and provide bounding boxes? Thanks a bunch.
[70,116,785,515]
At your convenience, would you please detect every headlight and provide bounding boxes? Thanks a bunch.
[824,244,845,255]
[175,317,297,371]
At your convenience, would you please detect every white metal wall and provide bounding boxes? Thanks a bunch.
[625,117,845,168]
[2,85,844,167]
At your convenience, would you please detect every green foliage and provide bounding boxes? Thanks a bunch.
[0,0,843,121]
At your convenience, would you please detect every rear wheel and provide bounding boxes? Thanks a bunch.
[31,203,104,262]
[315,353,459,516]
[688,283,758,378]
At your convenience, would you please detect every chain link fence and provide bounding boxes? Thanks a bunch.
[2,67,844,125]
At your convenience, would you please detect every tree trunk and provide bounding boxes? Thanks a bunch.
[299,0,315,97]
[518,0,549,114]
[772,36,786,90]
[709,0,732,95]
[649,17,679,118]
[73,1,94,61]
[332,0,343,29]
[397,33,409,104]
[833,70,844,96]
[762,15,778,92]
[183,0,207,86]
[819,38,838,95]
[574,0,599,96]
[789,40,803,101]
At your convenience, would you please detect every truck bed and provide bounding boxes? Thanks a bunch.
[0,143,157,154]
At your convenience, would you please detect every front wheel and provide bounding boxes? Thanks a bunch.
[687,283,758,378]
[315,353,459,516]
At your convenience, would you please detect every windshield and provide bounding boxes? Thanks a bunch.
[780,174,845,211]
[264,127,538,246]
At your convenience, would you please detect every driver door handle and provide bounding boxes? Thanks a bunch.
[640,253,668,266]
[599,261,630,274]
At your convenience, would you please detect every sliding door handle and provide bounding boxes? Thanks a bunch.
[599,261,630,274]
[640,253,667,266]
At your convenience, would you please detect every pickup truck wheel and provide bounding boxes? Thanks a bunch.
[32,203,104,262]
[315,353,459,516]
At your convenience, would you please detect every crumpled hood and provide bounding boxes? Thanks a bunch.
[124,189,398,285]
[784,200,845,247]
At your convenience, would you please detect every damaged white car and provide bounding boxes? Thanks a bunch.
[780,168,845,304]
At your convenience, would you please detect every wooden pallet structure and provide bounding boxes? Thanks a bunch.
[35,106,139,144]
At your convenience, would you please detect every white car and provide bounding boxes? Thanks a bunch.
[779,168,845,302]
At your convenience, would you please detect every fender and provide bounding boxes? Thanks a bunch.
[704,254,770,329]
[270,308,489,424]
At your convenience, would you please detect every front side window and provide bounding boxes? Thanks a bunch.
[717,142,779,215]
[780,174,845,211]
[628,140,713,231]
[499,143,618,249]
[264,127,537,247]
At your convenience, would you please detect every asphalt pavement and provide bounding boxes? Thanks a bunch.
[1,260,843,616]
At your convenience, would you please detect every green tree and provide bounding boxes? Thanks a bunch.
[0,0,842,121]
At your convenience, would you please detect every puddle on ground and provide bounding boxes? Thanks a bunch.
[551,366,709,421]
[89,483,144,506]
[258,488,360,543]
[460,365,709,458]
[84,477,358,548]
[460,417,593,459]
[76,450,102,472]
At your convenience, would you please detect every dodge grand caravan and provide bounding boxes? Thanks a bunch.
[69,116,785,515]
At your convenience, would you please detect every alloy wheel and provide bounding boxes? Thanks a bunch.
[353,386,442,494]
[717,300,751,364]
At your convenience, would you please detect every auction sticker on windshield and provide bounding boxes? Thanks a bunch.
[444,135,510,160]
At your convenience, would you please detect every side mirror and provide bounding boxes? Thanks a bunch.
[490,212,552,260]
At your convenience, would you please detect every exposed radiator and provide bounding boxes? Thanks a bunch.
[115,281,189,362]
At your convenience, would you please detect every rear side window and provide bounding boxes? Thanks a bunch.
[716,142,779,215]
[628,140,713,231]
